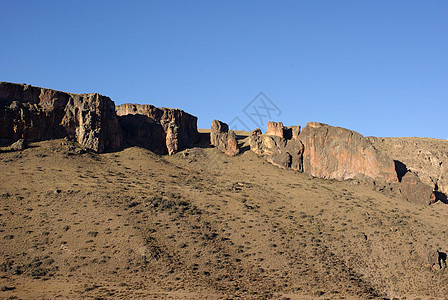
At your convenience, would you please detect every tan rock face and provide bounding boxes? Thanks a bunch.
[249,127,303,171]
[116,103,199,155]
[299,122,397,182]
[266,121,287,138]
[368,137,448,195]
[210,120,239,156]
[0,82,122,153]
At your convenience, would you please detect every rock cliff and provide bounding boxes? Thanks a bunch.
[368,137,448,195]
[116,104,199,155]
[299,122,397,182]
[0,82,122,152]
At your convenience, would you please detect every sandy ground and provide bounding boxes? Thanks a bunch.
[0,132,447,299]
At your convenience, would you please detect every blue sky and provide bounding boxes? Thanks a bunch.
[1,1,447,138]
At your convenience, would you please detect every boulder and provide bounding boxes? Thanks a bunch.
[399,172,436,205]
[298,122,397,182]
[210,120,239,156]
[0,82,122,153]
[10,139,26,151]
[116,104,199,155]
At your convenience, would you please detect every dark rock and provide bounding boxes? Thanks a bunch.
[399,172,436,205]
[0,82,122,153]
[116,103,199,155]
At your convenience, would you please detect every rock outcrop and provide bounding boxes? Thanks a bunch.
[116,104,199,155]
[368,137,448,195]
[0,82,122,153]
[250,122,397,182]
[299,122,397,182]
[399,172,436,205]
[210,120,239,156]
[249,124,303,171]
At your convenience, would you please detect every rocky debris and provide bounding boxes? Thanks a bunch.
[10,139,26,151]
[116,104,199,155]
[299,122,397,182]
[210,120,239,156]
[250,125,303,171]
[0,82,122,153]
[399,172,436,205]
[368,137,448,196]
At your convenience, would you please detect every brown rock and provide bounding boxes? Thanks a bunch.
[250,124,303,171]
[368,137,448,195]
[399,172,436,205]
[116,104,199,155]
[299,122,397,182]
[210,120,229,147]
[289,125,301,139]
[0,82,122,153]
[210,120,239,156]
[266,121,286,138]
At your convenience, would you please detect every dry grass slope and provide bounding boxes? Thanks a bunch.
[0,133,447,299]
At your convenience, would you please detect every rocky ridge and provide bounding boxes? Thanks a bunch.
[0,82,199,155]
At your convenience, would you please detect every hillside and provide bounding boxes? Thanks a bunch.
[1,132,447,299]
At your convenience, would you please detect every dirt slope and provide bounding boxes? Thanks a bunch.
[0,134,447,299]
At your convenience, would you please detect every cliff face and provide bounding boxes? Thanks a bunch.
[368,137,448,195]
[299,122,397,183]
[0,82,122,153]
[249,121,397,183]
[116,103,199,155]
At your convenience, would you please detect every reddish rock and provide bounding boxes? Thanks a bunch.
[298,122,397,182]
[116,103,199,155]
[210,120,239,156]
[399,172,437,205]
[210,120,229,147]
[250,125,303,171]
[0,82,122,153]
[266,121,286,138]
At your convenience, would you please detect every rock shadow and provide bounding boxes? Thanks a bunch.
[437,250,447,269]
[394,160,408,182]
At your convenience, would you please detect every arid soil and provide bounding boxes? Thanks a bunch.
[0,131,447,299]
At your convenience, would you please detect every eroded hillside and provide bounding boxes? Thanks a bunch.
[1,134,447,299]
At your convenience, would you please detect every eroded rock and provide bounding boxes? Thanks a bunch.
[0,82,122,153]
[116,104,199,155]
[399,171,436,205]
[299,122,397,182]
[210,120,239,156]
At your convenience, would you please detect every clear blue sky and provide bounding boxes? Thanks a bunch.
[1,1,447,138]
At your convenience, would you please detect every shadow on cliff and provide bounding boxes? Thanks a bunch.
[394,160,408,182]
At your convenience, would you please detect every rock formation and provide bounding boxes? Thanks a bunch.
[368,137,448,195]
[0,82,122,153]
[399,171,436,205]
[210,120,239,156]
[249,123,303,171]
[116,104,199,155]
[299,122,397,182]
